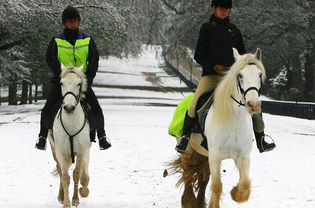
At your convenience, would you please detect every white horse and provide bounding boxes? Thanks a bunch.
[168,48,266,208]
[204,48,265,208]
[48,65,91,208]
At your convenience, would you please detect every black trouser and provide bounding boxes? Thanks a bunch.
[39,84,105,138]
[84,87,105,138]
[39,83,62,137]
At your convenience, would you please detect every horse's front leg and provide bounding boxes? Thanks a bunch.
[58,155,71,208]
[208,157,222,208]
[49,143,64,204]
[72,157,82,206]
[231,157,251,202]
[79,150,90,198]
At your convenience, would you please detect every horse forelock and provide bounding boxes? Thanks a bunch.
[60,66,87,93]
[212,53,265,123]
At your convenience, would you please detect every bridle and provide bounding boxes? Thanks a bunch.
[231,63,262,107]
[58,71,87,163]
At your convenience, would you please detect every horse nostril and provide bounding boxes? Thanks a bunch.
[64,105,75,113]
[247,101,253,108]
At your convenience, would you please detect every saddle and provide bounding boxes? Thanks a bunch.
[168,91,214,150]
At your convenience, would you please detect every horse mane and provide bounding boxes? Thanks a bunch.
[212,53,266,124]
[60,66,88,93]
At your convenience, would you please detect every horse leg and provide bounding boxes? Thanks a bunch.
[208,157,222,208]
[196,174,209,208]
[72,157,82,206]
[182,183,196,208]
[180,153,196,208]
[230,158,251,203]
[49,143,64,204]
[79,151,90,198]
[57,154,71,208]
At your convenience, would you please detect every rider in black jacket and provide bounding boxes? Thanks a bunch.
[175,0,276,154]
[35,6,111,151]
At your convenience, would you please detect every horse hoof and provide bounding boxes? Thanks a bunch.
[72,199,80,206]
[79,187,89,197]
[230,186,250,203]
[58,197,64,204]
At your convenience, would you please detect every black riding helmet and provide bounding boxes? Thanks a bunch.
[211,0,232,8]
[62,6,81,24]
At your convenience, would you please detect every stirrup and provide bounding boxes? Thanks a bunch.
[259,134,276,153]
[175,136,189,153]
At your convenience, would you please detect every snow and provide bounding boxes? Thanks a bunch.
[0,46,315,208]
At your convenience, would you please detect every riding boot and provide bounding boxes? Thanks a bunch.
[97,129,112,150]
[254,131,276,153]
[90,129,96,143]
[175,112,195,153]
[35,127,48,150]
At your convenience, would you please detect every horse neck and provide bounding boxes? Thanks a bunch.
[212,78,239,124]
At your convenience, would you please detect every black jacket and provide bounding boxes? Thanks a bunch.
[194,14,246,76]
[46,28,99,85]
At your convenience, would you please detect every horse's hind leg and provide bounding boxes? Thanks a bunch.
[196,173,209,208]
[230,157,251,203]
[182,184,196,208]
[79,151,90,198]
[180,154,196,208]
[72,157,83,206]
[208,157,222,208]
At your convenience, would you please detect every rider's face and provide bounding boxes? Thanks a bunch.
[65,19,80,30]
[214,7,230,19]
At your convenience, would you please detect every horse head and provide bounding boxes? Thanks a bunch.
[213,48,266,123]
[60,65,87,113]
[232,48,266,115]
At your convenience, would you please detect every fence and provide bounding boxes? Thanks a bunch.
[164,49,315,120]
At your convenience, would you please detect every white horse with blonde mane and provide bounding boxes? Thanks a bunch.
[168,48,266,208]
[48,65,91,208]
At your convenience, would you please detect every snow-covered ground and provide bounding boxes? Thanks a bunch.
[0,46,315,208]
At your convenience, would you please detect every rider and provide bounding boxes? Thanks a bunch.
[175,0,276,153]
[35,6,111,151]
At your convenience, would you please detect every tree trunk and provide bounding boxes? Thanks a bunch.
[28,84,33,104]
[8,83,18,105]
[20,80,28,104]
[35,84,38,102]
[0,86,2,105]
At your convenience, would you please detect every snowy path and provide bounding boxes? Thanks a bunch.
[0,46,315,208]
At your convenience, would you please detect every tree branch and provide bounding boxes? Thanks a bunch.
[161,0,185,15]
[0,40,23,51]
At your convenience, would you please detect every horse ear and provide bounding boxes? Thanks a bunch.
[78,65,84,72]
[61,64,66,72]
[233,48,241,61]
[255,48,262,61]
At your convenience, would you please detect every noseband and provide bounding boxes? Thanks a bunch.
[62,91,81,106]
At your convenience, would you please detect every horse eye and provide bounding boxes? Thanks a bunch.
[78,83,81,87]
[238,74,243,79]
[60,82,63,86]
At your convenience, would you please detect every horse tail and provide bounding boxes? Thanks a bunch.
[165,150,209,193]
